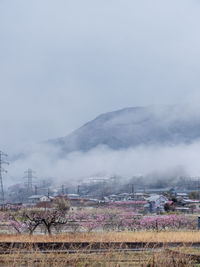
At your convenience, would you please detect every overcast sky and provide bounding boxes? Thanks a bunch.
[1,0,200,153]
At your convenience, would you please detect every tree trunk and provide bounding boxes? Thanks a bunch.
[47,225,52,235]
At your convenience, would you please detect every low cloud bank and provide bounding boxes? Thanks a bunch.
[6,141,200,187]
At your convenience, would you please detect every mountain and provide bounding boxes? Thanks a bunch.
[50,105,200,153]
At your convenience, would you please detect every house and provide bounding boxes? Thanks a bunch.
[4,202,22,211]
[182,199,200,213]
[67,194,80,199]
[133,192,148,200]
[145,195,168,213]
[28,195,51,204]
[182,199,200,204]
[176,193,188,198]
[175,207,190,213]
[176,193,189,201]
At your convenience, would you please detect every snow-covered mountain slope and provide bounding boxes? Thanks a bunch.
[50,105,200,153]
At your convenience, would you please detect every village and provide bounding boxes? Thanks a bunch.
[4,173,200,216]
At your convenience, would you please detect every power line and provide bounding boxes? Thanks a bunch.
[0,151,9,205]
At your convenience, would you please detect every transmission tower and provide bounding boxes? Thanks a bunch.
[0,151,9,205]
[24,168,36,195]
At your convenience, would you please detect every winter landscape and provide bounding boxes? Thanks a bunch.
[1,0,200,266]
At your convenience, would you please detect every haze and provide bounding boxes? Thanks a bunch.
[1,0,200,152]
[1,1,200,185]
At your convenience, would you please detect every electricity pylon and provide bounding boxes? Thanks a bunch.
[0,151,9,204]
[24,168,36,195]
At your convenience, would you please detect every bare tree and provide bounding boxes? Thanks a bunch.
[9,198,70,235]
[8,209,43,235]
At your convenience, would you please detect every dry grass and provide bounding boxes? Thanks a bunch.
[0,231,199,243]
[0,251,151,267]
[0,231,198,266]
[0,249,196,266]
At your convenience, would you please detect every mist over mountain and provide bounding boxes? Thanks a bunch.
[50,105,200,153]
[8,104,200,186]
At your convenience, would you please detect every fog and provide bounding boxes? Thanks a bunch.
[6,140,200,187]
[1,0,200,153]
[1,0,200,187]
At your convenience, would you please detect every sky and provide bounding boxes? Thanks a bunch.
[1,0,200,154]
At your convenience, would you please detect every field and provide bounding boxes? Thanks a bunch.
[1,209,200,265]
[0,250,195,267]
[0,231,199,266]
[0,231,200,243]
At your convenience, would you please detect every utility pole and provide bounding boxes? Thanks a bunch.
[0,151,9,205]
[77,185,80,195]
[198,178,200,200]
[24,168,36,195]
[34,185,38,195]
[101,181,106,200]
[61,185,65,195]
[131,184,135,199]
[144,184,146,193]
